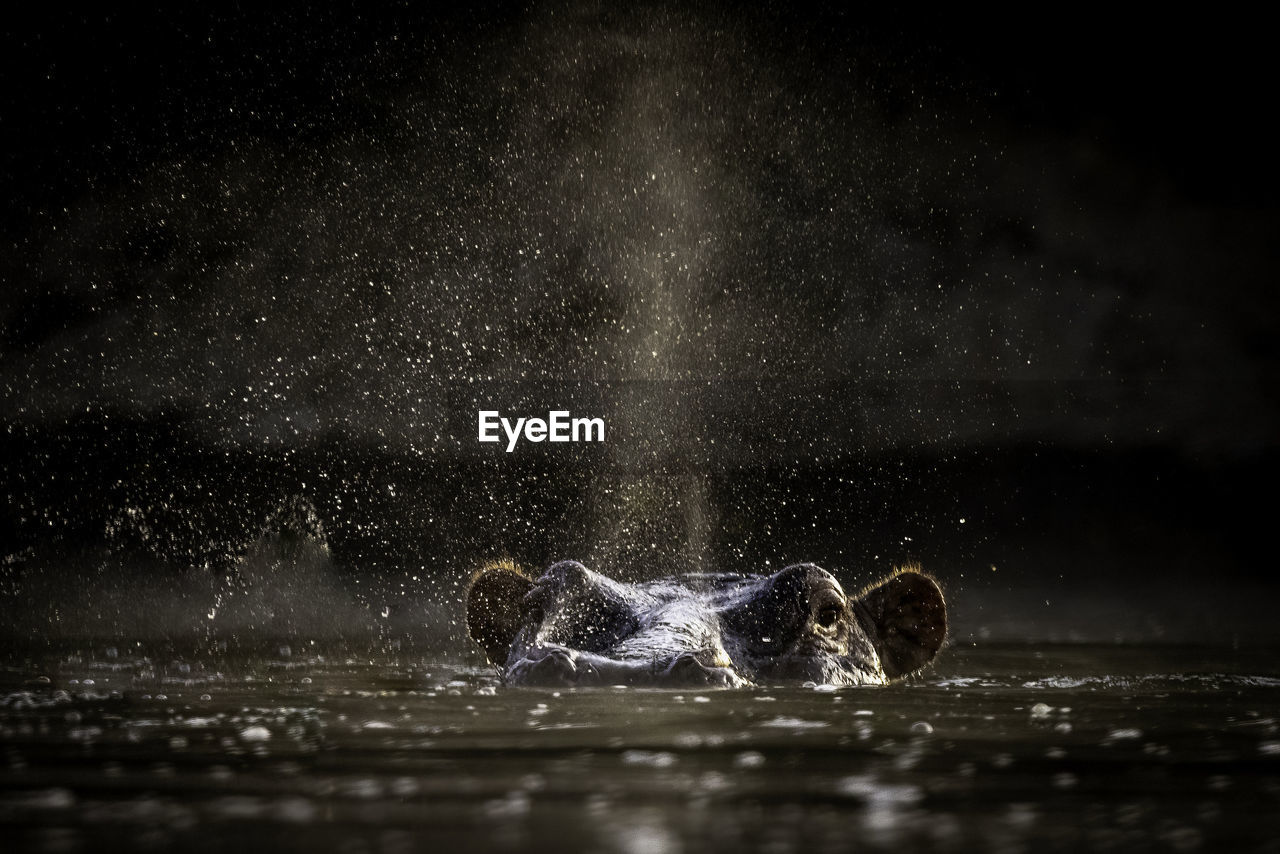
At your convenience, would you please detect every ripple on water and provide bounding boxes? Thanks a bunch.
[757,716,829,729]
[3,646,1278,850]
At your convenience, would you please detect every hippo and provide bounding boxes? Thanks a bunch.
[466,560,946,687]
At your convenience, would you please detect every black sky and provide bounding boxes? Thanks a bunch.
[2,5,1275,451]
[1,4,1277,643]
[4,8,1276,206]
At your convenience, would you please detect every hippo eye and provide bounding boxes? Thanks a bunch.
[811,590,845,633]
[816,606,840,630]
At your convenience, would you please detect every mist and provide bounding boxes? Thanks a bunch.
[2,4,1276,647]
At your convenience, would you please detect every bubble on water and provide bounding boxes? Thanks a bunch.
[812,683,837,693]
[239,725,271,742]
[1029,702,1053,719]
[733,751,765,768]
[621,750,677,768]
[1259,741,1280,755]
[1103,727,1143,743]
[361,720,393,730]
[474,685,497,696]
[910,721,933,735]
[1054,721,1073,734]
[1052,772,1077,789]
[936,677,982,688]
[836,775,923,806]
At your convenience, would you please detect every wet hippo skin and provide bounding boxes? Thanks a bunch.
[467,561,947,687]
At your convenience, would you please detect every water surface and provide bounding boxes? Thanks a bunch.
[2,643,1278,852]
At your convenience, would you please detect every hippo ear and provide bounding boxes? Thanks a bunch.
[854,570,947,679]
[466,563,534,666]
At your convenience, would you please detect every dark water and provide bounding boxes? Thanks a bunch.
[2,643,1278,853]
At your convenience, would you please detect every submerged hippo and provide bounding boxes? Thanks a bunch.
[466,560,946,687]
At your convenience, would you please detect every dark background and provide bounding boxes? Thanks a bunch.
[2,3,1277,647]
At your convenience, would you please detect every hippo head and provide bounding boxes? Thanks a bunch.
[467,560,946,687]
